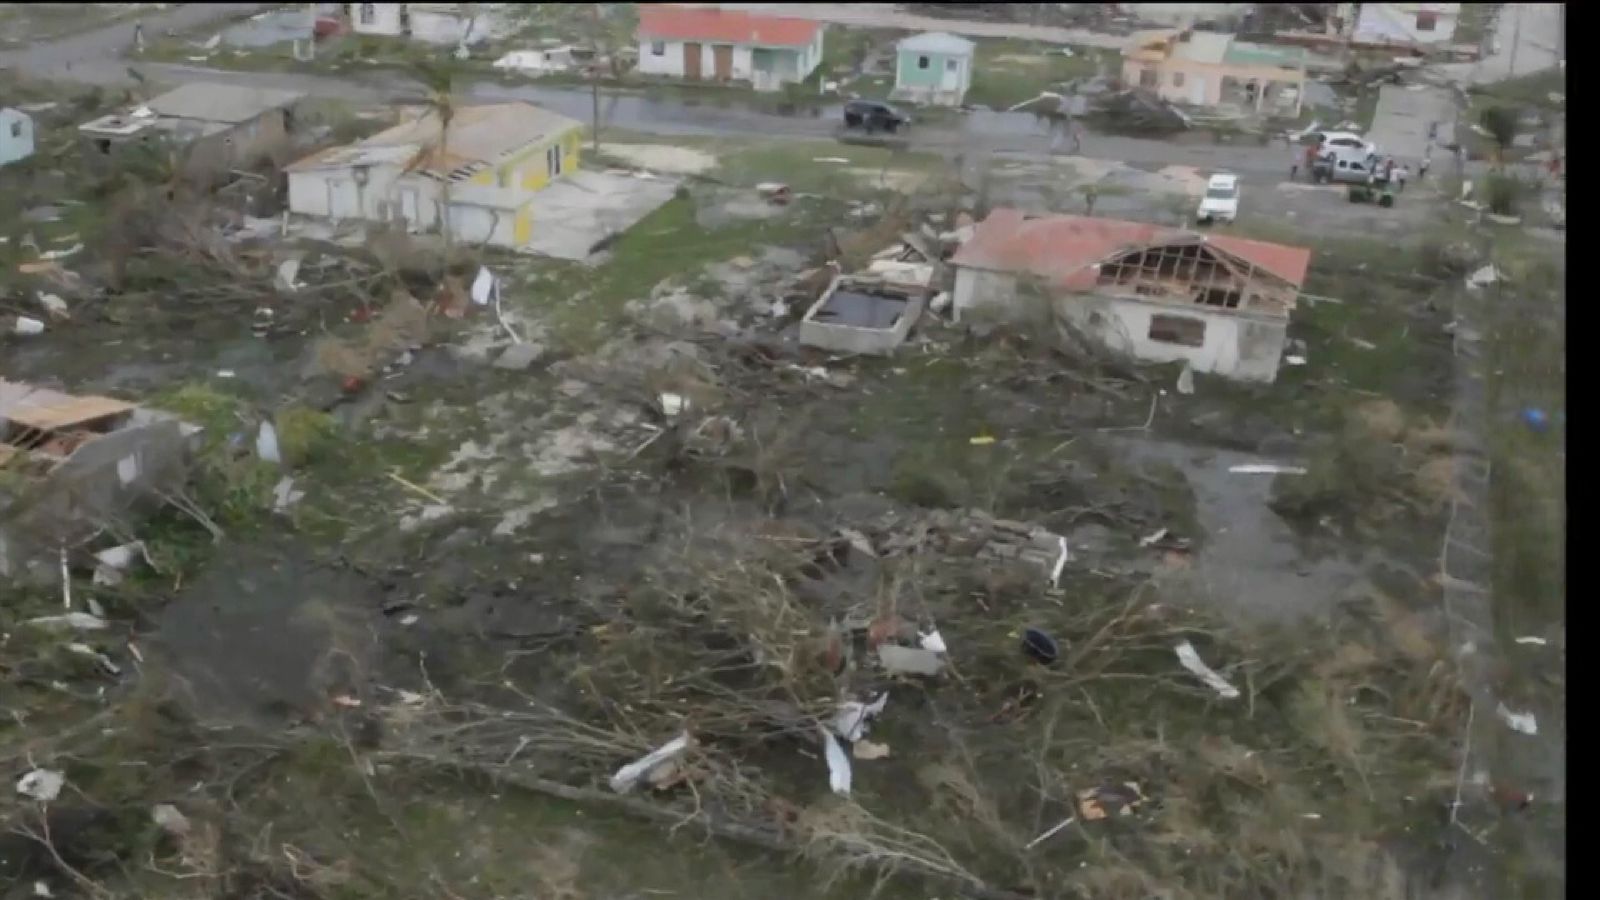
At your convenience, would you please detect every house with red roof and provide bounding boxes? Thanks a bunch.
[636,5,826,92]
[950,209,1313,382]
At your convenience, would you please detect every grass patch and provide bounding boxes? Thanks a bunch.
[966,39,1109,110]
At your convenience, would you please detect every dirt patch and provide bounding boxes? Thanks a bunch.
[602,143,719,175]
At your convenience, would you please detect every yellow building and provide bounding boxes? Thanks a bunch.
[286,101,585,249]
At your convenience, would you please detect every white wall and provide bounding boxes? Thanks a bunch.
[636,37,811,85]
[952,265,1285,382]
[349,2,404,36]
[449,204,514,246]
[637,38,684,76]
[1353,4,1459,45]
[410,9,477,45]
[0,110,35,166]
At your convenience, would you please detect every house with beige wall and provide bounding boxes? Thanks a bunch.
[1122,29,1307,117]
[285,102,583,250]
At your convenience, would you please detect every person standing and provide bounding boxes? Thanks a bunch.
[1419,145,1432,181]
[1395,163,1410,192]
[133,20,145,54]
[1084,183,1098,217]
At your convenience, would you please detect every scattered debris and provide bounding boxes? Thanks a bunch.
[274,258,303,292]
[852,739,891,760]
[493,342,545,371]
[609,732,694,793]
[1228,463,1308,475]
[1514,636,1549,646]
[13,316,46,336]
[1022,628,1060,666]
[658,392,690,418]
[757,182,792,205]
[37,293,69,320]
[24,613,108,632]
[1076,782,1146,820]
[256,421,281,464]
[813,157,850,164]
[16,769,65,803]
[821,727,852,795]
[1175,640,1240,699]
[969,435,996,445]
[918,629,947,653]
[1139,528,1169,547]
[831,693,889,742]
[38,243,82,261]
[1495,703,1538,736]
[470,267,498,307]
[92,541,152,587]
[1176,363,1195,395]
[878,644,946,677]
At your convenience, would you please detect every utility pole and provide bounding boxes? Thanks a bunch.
[1507,4,1522,77]
[589,3,604,153]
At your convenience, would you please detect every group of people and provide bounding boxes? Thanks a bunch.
[1287,137,1433,193]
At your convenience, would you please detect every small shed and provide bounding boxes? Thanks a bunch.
[0,107,36,167]
[893,32,976,107]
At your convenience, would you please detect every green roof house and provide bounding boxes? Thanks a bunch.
[893,32,976,107]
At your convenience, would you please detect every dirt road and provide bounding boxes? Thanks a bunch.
[0,2,267,76]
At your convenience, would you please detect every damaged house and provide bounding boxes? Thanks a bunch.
[285,102,584,250]
[950,210,1311,382]
[78,83,305,172]
[0,381,197,579]
[1122,28,1306,116]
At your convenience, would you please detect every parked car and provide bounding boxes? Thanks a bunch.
[1196,172,1241,224]
[1311,152,1382,185]
[843,100,910,134]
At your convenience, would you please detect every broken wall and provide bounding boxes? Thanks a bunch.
[1059,293,1286,382]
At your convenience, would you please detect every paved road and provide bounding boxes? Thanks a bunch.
[0,3,267,76]
[677,3,1129,49]
[1367,84,1456,162]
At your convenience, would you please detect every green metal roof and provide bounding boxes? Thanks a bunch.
[1222,41,1307,69]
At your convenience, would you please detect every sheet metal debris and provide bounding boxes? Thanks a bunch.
[1495,703,1538,736]
[16,769,65,802]
[256,421,281,463]
[1228,463,1308,475]
[822,727,852,795]
[25,613,109,632]
[609,732,694,794]
[93,541,152,586]
[878,644,946,676]
[1175,640,1240,699]
[852,739,891,760]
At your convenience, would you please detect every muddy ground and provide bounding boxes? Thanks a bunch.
[0,83,1562,900]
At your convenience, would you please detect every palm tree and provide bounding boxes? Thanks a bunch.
[401,59,463,258]
[1480,106,1518,170]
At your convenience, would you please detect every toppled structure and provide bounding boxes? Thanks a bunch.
[950,210,1312,382]
[1122,28,1307,117]
[0,381,197,579]
[799,275,926,356]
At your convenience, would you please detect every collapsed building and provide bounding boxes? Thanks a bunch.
[0,381,197,579]
[949,210,1311,382]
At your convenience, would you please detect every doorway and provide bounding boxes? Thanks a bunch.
[712,43,733,80]
[684,42,702,79]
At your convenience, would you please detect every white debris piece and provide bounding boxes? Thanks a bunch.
[39,244,82,261]
[1465,264,1500,290]
[1496,703,1538,735]
[1050,536,1070,588]
[14,316,45,335]
[93,541,151,587]
[256,421,281,463]
[1176,363,1195,395]
[839,527,876,558]
[658,392,689,418]
[831,692,888,742]
[33,880,52,897]
[1175,640,1240,699]
[25,613,108,632]
[67,643,120,675]
[1139,528,1168,547]
[1514,636,1549,646]
[812,157,850,164]
[273,476,304,512]
[821,727,852,795]
[918,629,947,654]
[1285,355,1307,366]
[274,258,303,292]
[151,803,192,836]
[16,769,65,803]
[609,732,693,794]
[1228,463,1307,475]
[470,266,496,306]
[877,644,946,677]
[852,738,891,760]
[38,293,69,319]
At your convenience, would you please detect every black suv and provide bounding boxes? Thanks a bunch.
[843,100,910,134]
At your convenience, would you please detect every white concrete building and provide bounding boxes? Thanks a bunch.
[949,209,1312,383]
[0,107,35,167]
[285,102,585,250]
[1349,3,1461,47]
[635,5,825,92]
[345,3,504,45]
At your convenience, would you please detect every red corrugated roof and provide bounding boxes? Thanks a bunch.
[636,5,823,47]
[951,209,1311,288]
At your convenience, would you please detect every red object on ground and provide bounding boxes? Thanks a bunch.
[341,375,365,395]
[314,17,345,38]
